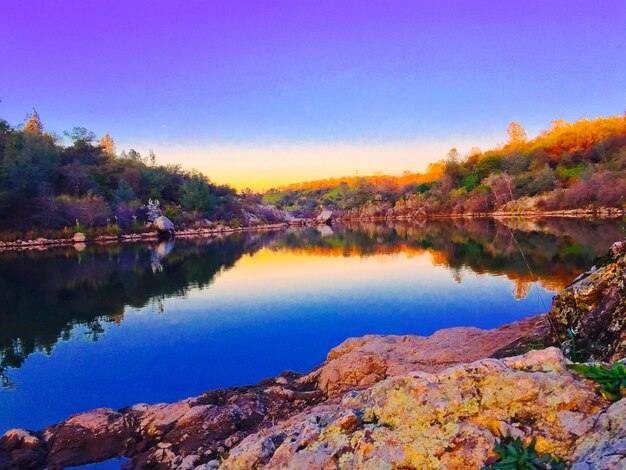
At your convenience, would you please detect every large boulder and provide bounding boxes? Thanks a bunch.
[152,216,176,238]
[315,209,333,224]
[549,238,626,361]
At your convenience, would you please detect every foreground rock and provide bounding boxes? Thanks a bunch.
[549,238,626,361]
[306,314,551,398]
[224,349,621,469]
[0,372,323,469]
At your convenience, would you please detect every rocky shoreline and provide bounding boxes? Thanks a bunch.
[0,222,301,252]
[1,208,624,253]
[1,240,624,469]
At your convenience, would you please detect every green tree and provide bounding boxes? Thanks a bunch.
[181,174,217,213]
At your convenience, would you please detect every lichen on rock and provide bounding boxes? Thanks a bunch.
[222,348,621,470]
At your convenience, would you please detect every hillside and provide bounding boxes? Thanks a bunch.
[0,111,283,238]
[264,116,626,217]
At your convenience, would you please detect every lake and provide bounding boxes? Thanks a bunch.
[1,217,624,433]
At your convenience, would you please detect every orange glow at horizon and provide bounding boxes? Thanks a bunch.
[138,138,500,191]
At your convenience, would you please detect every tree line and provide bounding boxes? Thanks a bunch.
[0,110,247,235]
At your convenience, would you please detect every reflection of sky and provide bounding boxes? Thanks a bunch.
[0,248,554,432]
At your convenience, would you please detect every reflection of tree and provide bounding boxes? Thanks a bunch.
[0,218,623,383]
[0,232,281,384]
[274,218,625,298]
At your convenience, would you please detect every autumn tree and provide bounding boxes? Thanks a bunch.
[99,134,116,154]
[23,108,43,134]
[506,122,528,145]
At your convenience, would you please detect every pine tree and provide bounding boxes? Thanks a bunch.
[23,108,43,133]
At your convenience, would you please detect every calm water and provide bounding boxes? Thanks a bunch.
[0,218,624,433]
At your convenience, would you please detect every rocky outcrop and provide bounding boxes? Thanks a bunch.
[223,348,622,469]
[305,315,551,398]
[1,343,624,469]
[0,315,587,470]
[0,372,323,469]
[549,238,626,361]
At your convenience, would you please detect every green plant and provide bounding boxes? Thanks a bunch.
[482,435,565,470]
[568,362,626,402]
[560,328,589,363]
[162,205,179,220]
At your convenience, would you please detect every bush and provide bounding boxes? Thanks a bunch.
[568,362,626,402]
[54,193,112,227]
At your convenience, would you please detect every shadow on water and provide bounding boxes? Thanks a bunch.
[0,217,624,387]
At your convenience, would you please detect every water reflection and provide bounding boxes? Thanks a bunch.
[0,232,281,385]
[0,217,623,389]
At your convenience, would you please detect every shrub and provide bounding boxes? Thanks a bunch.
[54,193,111,227]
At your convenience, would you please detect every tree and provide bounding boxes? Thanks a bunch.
[526,165,556,195]
[443,148,462,185]
[64,127,96,145]
[181,173,217,213]
[99,134,116,155]
[23,108,43,134]
[126,149,142,162]
[112,179,135,205]
[506,122,528,145]
[54,193,111,227]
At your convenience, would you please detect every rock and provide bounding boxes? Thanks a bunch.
[570,399,626,470]
[549,238,626,361]
[73,232,86,243]
[306,314,551,397]
[152,216,176,237]
[222,349,612,469]
[315,209,333,224]
[0,372,322,469]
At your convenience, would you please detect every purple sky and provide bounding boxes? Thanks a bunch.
[1,0,625,188]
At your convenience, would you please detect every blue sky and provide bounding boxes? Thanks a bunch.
[1,0,625,188]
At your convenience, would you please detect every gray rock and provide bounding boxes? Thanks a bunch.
[153,216,176,236]
[315,209,333,224]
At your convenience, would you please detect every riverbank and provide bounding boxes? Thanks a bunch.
[0,222,301,252]
[2,207,624,253]
[1,239,624,469]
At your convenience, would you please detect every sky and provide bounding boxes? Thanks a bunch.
[1,0,625,190]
